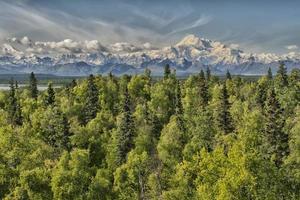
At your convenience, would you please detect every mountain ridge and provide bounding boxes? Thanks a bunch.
[1,34,300,76]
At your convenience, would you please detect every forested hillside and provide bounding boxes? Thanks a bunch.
[0,64,299,200]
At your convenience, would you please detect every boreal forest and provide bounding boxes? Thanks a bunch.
[0,64,299,200]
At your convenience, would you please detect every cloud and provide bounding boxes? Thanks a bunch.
[285,45,298,50]
[230,43,240,49]
[2,36,157,56]
[2,43,23,57]
[85,40,107,52]
[110,42,142,52]
[34,38,107,54]
[167,15,212,35]
[20,36,32,46]
[0,1,215,48]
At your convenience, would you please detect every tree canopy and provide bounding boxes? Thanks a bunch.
[0,65,299,199]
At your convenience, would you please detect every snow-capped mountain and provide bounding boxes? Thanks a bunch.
[0,34,299,76]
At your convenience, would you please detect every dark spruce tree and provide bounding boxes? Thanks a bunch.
[83,74,99,124]
[69,79,77,88]
[175,80,183,116]
[256,83,267,109]
[226,69,232,80]
[175,80,185,132]
[164,64,171,79]
[267,67,273,80]
[61,114,72,151]
[276,62,288,87]
[264,88,289,167]
[116,87,135,165]
[14,81,23,126]
[29,72,38,100]
[45,83,55,106]
[216,84,234,134]
[199,69,209,107]
[144,68,152,80]
[206,67,211,81]
[7,79,22,126]
[108,71,114,80]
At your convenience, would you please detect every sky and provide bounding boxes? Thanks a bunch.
[0,0,300,54]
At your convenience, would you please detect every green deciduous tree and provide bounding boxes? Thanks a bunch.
[51,150,91,200]
[113,151,151,200]
[157,115,185,167]
[32,107,72,150]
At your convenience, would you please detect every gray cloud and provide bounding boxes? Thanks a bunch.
[1,0,300,54]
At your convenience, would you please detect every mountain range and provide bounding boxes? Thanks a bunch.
[1,34,300,76]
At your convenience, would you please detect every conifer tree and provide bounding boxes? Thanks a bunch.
[264,88,289,167]
[267,67,273,80]
[14,81,23,126]
[29,72,38,100]
[144,68,151,79]
[15,80,19,90]
[7,79,16,123]
[62,114,72,151]
[69,79,77,88]
[164,64,171,79]
[199,69,209,107]
[216,84,234,134]
[226,70,232,80]
[45,83,55,106]
[175,80,185,132]
[175,80,183,116]
[115,87,135,165]
[276,62,288,87]
[108,71,114,80]
[7,78,22,126]
[206,67,211,81]
[256,83,267,109]
[83,74,99,124]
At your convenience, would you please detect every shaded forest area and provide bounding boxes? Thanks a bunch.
[0,64,299,199]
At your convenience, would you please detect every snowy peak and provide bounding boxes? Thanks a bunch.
[0,35,299,75]
[176,34,212,49]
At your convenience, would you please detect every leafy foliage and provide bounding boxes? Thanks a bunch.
[0,66,299,199]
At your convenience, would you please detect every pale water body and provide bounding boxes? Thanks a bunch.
[0,84,62,91]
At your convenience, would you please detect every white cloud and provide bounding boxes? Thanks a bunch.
[230,43,239,49]
[143,42,152,49]
[285,45,298,50]
[20,36,32,45]
[167,15,212,35]
[2,43,23,57]
[110,42,142,52]
[3,37,155,56]
[85,40,106,52]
